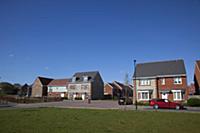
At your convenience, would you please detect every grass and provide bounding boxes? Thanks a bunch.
[0,108,200,133]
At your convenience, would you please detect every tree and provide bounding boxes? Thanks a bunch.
[0,82,18,95]
[124,73,130,85]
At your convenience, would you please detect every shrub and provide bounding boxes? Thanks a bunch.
[187,98,200,107]
[137,101,150,106]
[75,97,82,100]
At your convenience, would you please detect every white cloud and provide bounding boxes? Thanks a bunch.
[44,67,49,70]
[9,54,14,57]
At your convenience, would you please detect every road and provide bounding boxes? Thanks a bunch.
[1,100,200,113]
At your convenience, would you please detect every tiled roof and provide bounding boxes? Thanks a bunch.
[72,71,99,82]
[134,59,186,78]
[196,60,200,69]
[38,77,53,85]
[48,79,71,86]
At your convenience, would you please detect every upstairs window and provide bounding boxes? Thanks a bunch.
[161,78,165,85]
[174,77,182,84]
[83,76,88,82]
[140,80,151,86]
[72,77,76,82]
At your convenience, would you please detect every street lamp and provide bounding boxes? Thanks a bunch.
[134,60,138,110]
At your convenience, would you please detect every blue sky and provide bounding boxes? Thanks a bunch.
[0,0,200,85]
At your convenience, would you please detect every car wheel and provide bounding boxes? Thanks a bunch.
[176,105,180,110]
[154,105,159,109]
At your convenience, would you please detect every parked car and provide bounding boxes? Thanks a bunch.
[150,99,183,110]
[118,97,133,105]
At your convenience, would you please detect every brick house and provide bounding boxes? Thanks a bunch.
[194,60,200,94]
[133,59,187,102]
[47,79,71,98]
[68,71,104,100]
[31,77,53,97]
[104,81,133,99]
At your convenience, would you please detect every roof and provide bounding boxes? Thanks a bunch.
[134,59,186,78]
[38,77,53,85]
[72,71,99,82]
[48,79,71,86]
[113,81,133,90]
[196,60,200,69]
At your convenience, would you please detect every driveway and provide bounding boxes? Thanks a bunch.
[1,100,200,113]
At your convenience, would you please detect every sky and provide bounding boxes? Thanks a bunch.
[0,0,200,85]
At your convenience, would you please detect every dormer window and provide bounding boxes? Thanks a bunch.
[72,77,76,82]
[83,76,88,82]
[72,77,80,82]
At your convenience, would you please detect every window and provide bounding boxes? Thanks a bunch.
[138,91,150,101]
[140,80,151,86]
[72,77,76,82]
[83,76,88,82]
[49,88,53,92]
[172,90,182,101]
[174,77,182,84]
[81,85,89,90]
[161,78,165,85]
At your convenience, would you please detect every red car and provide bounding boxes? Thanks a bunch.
[150,99,183,110]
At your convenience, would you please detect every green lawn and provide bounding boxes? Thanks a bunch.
[0,108,200,133]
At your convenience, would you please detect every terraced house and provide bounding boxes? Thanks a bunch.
[133,59,187,102]
[68,71,104,100]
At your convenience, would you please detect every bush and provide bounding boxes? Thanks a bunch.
[187,98,200,107]
[137,101,150,106]
[75,97,82,100]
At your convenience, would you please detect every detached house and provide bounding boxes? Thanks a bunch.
[194,60,200,94]
[47,79,71,98]
[68,71,104,100]
[133,59,187,102]
[31,77,53,97]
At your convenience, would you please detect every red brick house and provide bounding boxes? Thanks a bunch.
[104,81,133,99]
[133,59,187,102]
[47,79,71,98]
[194,60,200,94]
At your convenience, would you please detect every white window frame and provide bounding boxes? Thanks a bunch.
[83,76,88,82]
[140,80,151,86]
[172,90,182,101]
[174,77,182,85]
[138,91,150,101]
[161,78,165,85]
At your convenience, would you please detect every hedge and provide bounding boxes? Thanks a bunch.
[187,98,200,107]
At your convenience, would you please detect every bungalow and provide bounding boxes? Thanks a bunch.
[194,60,200,94]
[133,59,187,102]
[47,79,71,98]
[31,76,53,97]
[68,71,104,100]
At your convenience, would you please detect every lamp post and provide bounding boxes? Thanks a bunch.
[134,60,138,110]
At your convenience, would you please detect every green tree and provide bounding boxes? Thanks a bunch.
[0,82,18,95]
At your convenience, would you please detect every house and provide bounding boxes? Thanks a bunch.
[47,79,71,98]
[31,77,53,97]
[68,71,104,100]
[133,59,187,102]
[194,60,200,94]
[104,82,121,99]
[104,81,133,99]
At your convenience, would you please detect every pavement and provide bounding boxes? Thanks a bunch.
[1,100,200,113]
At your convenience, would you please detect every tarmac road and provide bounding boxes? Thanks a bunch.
[1,100,200,113]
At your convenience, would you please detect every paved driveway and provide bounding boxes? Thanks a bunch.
[1,100,200,113]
